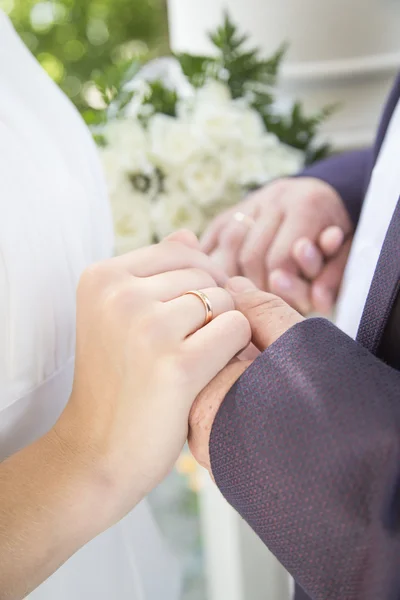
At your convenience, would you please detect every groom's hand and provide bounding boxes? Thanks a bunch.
[188,276,304,474]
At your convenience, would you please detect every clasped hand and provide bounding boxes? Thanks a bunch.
[54,229,302,538]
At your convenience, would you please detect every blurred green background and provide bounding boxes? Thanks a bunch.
[5,0,169,113]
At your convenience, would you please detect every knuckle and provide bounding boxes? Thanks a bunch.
[241,290,286,313]
[160,239,183,254]
[189,268,216,288]
[302,190,324,213]
[269,177,290,196]
[101,279,147,318]
[138,305,164,336]
[79,261,110,292]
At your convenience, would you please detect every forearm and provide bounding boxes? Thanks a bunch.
[0,425,105,600]
[211,318,400,599]
[300,148,373,226]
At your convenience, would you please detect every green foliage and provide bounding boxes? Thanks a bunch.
[9,0,168,113]
[84,12,334,164]
[143,80,178,117]
[175,13,334,163]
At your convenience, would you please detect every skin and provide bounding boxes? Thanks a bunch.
[201,177,353,315]
[188,276,303,474]
[0,235,251,600]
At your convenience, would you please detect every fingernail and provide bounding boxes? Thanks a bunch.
[269,270,293,292]
[227,276,257,293]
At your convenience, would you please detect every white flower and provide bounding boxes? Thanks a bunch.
[109,180,153,254]
[151,192,205,239]
[192,102,241,146]
[192,95,266,151]
[235,150,272,187]
[176,154,230,206]
[195,80,232,106]
[264,143,305,178]
[148,114,204,169]
[135,57,193,98]
[101,146,127,194]
[235,108,267,143]
[102,119,150,174]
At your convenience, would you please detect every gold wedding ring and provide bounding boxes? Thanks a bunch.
[184,290,213,327]
[233,211,256,229]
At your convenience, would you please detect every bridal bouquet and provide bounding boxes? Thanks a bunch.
[91,15,333,254]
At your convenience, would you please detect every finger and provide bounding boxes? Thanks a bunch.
[227,277,303,351]
[318,226,345,258]
[238,343,261,361]
[311,239,352,315]
[238,211,282,289]
[184,311,251,394]
[145,268,217,301]
[209,248,228,270]
[164,229,200,249]
[266,213,320,274]
[292,237,324,280]
[200,213,231,254]
[269,269,312,315]
[188,359,251,471]
[115,241,228,286]
[218,219,253,277]
[165,287,235,338]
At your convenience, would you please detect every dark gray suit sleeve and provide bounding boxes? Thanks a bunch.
[299,149,373,226]
[210,318,400,600]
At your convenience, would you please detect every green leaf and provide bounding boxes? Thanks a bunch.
[92,133,108,147]
[82,108,107,126]
[143,80,178,117]
[175,53,211,87]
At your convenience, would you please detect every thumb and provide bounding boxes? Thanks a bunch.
[227,277,304,351]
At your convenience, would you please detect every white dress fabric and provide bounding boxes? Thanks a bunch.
[335,99,400,337]
[0,12,180,600]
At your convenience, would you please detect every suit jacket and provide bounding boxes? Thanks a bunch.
[209,74,400,600]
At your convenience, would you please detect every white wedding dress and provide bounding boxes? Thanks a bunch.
[0,12,180,600]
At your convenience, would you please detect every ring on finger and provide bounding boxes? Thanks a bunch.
[183,290,213,327]
[233,211,256,229]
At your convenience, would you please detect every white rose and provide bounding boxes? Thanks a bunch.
[148,114,204,169]
[235,107,266,143]
[234,149,272,187]
[151,192,205,239]
[100,146,126,194]
[109,180,153,254]
[195,80,231,106]
[176,154,230,206]
[192,102,241,146]
[264,143,305,178]
[103,119,149,173]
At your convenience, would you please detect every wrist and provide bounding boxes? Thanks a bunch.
[52,396,142,531]
[47,410,118,540]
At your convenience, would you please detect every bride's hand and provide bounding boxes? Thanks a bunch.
[54,237,251,533]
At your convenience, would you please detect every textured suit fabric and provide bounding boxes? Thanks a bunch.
[211,319,400,599]
[209,73,400,600]
[357,199,400,354]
